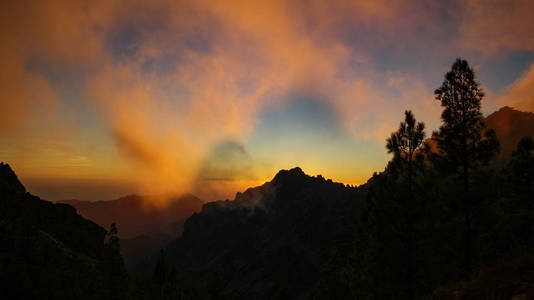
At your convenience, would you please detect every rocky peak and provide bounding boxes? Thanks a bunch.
[486,106,534,123]
[0,162,26,196]
[272,167,308,185]
[496,106,514,112]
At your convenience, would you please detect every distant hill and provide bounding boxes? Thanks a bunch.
[485,106,534,158]
[59,194,203,239]
[424,106,534,160]
[165,167,367,299]
[0,162,127,299]
[60,193,203,271]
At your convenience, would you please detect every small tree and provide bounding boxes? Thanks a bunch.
[102,223,127,300]
[434,58,499,279]
[386,110,425,297]
[386,110,426,195]
[106,223,120,250]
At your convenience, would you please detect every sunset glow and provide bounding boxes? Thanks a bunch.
[2,0,534,202]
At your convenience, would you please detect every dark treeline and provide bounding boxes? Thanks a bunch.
[315,59,534,299]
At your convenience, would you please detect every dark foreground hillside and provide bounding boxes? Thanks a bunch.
[0,162,127,300]
[166,167,367,299]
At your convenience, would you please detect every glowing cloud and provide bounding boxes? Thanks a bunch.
[1,0,533,201]
[492,64,534,112]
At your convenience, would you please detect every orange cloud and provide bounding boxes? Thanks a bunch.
[2,0,533,201]
[492,64,534,112]
[0,48,58,136]
[458,0,534,55]
[0,0,453,199]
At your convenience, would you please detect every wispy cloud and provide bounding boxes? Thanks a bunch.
[1,0,533,201]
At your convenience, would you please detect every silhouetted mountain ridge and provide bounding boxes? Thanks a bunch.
[166,167,366,299]
[59,193,203,238]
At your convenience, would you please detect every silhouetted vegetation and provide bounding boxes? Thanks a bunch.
[323,58,534,299]
[510,137,534,204]
[433,58,500,280]
[385,110,425,297]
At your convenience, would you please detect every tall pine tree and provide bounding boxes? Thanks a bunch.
[433,58,499,279]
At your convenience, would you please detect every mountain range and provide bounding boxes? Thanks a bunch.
[1,105,533,299]
[59,194,203,239]
[154,106,534,299]
[59,194,203,270]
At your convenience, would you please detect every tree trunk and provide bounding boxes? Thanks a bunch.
[407,156,415,298]
[463,162,472,280]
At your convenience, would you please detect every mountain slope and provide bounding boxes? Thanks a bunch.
[0,162,127,299]
[166,167,367,299]
[59,194,203,272]
[485,106,534,158]
[60,194,202,238]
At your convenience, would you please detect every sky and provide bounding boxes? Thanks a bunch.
[1,0,534,202]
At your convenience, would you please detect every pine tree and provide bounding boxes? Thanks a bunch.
[386,110,426,196]
[433,58,499,279]
[386,110,425,298]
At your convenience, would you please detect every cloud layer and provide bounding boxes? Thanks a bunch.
[2,0,534,201]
